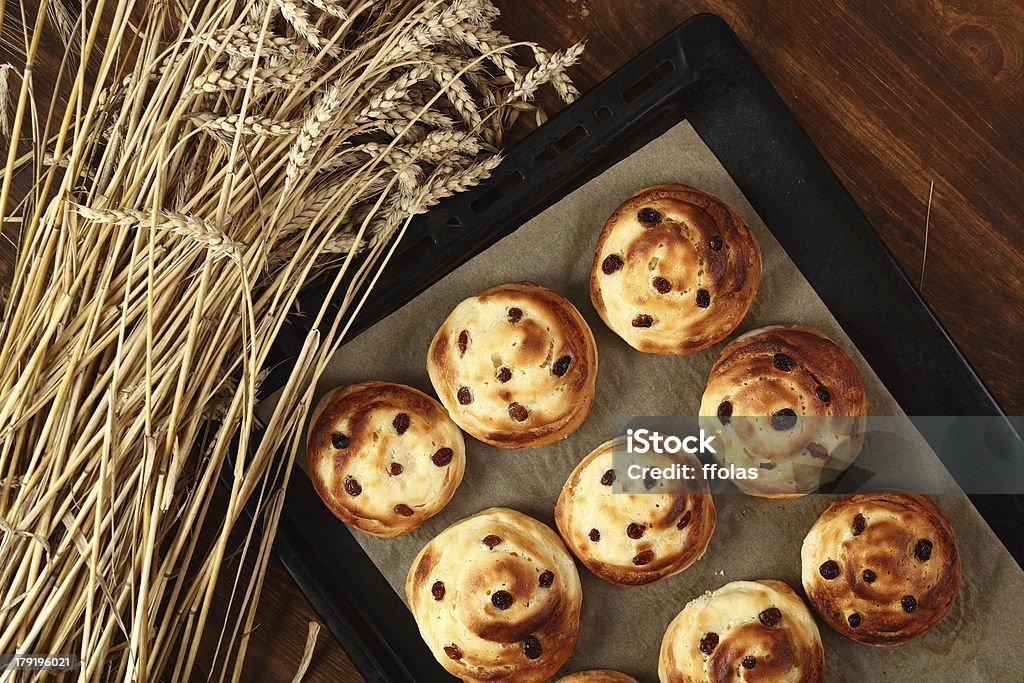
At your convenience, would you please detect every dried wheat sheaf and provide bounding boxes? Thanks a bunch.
[0,0,581,680]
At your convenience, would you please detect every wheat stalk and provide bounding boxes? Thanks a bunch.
[0,1,581,680]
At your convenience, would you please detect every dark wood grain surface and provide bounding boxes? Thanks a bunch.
[9,1,1023,681]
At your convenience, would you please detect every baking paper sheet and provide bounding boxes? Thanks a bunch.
[295,122,1024,681]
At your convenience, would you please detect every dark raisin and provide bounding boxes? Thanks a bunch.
[816,385,831,402]
[652,276,672,293]
[507,307,523,324]
[601,254,624,274]
[392,412,410,434]
[444,644,463,660]
[632,313,654,328]
[819,560,840,580]
[695,289,711,308]
[709,235,723,251]
[698,632,719,655]
[862,569,876,583]
[491,590,514,610]
[343,477,361,497]
[741,656,756,670]
[637,207,662,225]
[552,355,572,377]
[457,387,472,405]
[431,581,445,600]
[600,469,616,486]
[852,513,866,536]
[770,408,798,431]
[483,534,502,548]
[677,510,692,529]
[457,330,469,355]
[901,595,918,613]
[643,472,657,490]
[522,635,543,660]
[632,549,655,566]
[331,433,350,449]
[389,462,403,476]
[807,442,829,459]
[717,401,733,425]
[508,402,529,422]
[496,367,512,383]
[773,353,795,371]
[914,539,933,561]
[538,570,554,588]
[848,613,862,628]
[759,607,782,627]
[760,461,776,470]
[394,504,414,517]
[626,523,645,539]
[432,447,454,467]
[589,529,601,542]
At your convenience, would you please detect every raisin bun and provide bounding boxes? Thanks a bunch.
[659,580,826,683]
[306,381,465,537]
[556,672,639,683]
[427,281,598,449]
[801,493,961,646]
[555,438,716,586]
[698,324,868,497]
[590,184,761,355]
[406,508,582,683]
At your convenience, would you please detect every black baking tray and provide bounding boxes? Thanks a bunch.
[244,13,1023,682]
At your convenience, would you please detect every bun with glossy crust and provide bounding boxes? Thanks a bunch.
[427,281,598,449]
[590,184,761,355]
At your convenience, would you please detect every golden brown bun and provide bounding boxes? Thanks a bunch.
[800,493,961,646]
[556,671,639,683]
[659,580,825,683]
[590,184,761,355]
[698,324,868,497]
[306,381,465,537]
[427,281,598,449]
[555,438,716,586]
[406,508,582,683]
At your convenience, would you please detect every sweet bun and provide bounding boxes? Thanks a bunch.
[698,324,868,497]
[555,438,716,586]
[427,281,598,448]
[556,671,639,683]
[800,493,961,645]
[406,508,582,683]
[306,381,465,537]
[659,579,825,683]
[590,184,761,355]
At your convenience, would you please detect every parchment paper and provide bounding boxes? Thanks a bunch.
[297,122,1024,681]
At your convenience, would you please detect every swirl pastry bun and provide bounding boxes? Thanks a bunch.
[427,281,598,449]
[555,438,716,586]
[556,672,639,683]
[698,324,868,497]
[590,184,761,355]
[659,580,825,683]
[307,381,465,537]
[406,508,582,683]
[801,493,961,646]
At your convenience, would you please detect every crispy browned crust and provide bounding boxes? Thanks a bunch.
[801,493,961,646]
[306,381,465,537]
[590,184,761,355]
[405,508,583,683]
[658,580,826,683]
[554,439,716,586]
[556,671,639,683]
[426,281,598,449]
[698,324,868,497]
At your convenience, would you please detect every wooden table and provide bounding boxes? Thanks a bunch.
[10,1,1023,680]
